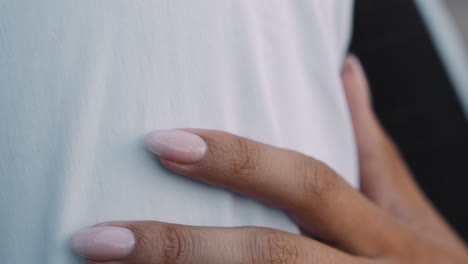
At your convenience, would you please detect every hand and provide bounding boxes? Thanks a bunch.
[72,56,468,263]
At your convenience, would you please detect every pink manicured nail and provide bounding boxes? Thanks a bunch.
[145,130,207,163]
[71,226,135,261]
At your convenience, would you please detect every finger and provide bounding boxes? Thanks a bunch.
[342,55,462,241]
[72,221,365,264]
[144,129,408,256]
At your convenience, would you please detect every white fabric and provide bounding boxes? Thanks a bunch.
[0,1,356,263]
[415,0,468,117]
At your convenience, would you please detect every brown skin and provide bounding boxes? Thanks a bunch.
[89,56,468,263]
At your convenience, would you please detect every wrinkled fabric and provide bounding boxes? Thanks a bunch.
[0,1,356,263]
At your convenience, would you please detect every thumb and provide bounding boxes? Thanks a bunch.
[342,55,383,161]
[342,55,426,210]
[341,55,459,239]
[342,56,400,206]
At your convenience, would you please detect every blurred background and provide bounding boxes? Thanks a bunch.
[446,0,468,45]
[350,0,468,243]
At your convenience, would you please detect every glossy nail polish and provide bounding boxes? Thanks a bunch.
[145,130,207,163]
[71,226,135,261]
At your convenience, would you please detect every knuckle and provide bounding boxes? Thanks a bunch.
[296,156,338,205]
[226,137,260,179]
[156,225,194,264]
[249,230,300,264]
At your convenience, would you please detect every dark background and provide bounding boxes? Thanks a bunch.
[349,0,468,242]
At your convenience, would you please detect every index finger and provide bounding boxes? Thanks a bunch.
[145,129,409,257]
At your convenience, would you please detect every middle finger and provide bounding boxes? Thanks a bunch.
[145,129,411,257]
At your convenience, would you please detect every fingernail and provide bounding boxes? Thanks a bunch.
[344,55,357,75]
[71,226,136,261]
[145,130,207,163]
[344,54,364,76]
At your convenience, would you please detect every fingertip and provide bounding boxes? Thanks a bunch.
[144,129,208,164]
[343,54,359,76]
[343,55,366,86]
[342,55,372,107]
[71,226,136,262]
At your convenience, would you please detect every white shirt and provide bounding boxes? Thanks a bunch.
[0,1,356,263]
[415,0,468,116]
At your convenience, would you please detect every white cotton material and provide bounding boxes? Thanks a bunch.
[415,0,468,117]
[0,1,356,263]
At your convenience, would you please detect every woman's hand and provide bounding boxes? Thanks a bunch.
[72,56,468,263]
